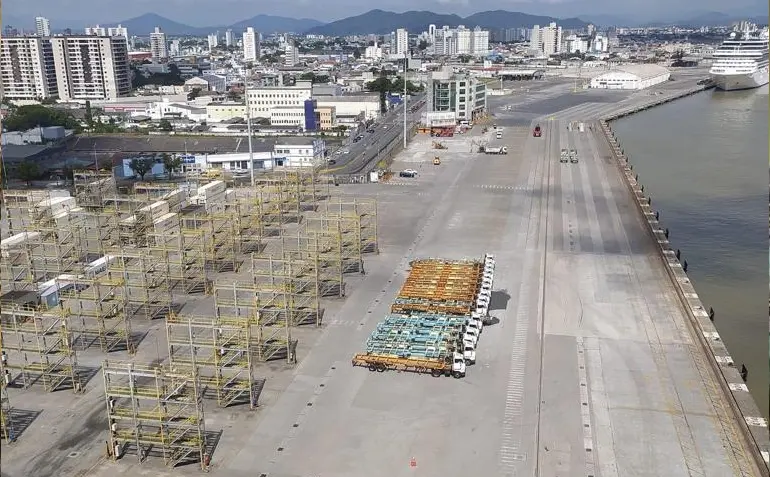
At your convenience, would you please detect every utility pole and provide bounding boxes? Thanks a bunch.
[246,90,255,186]
[403,57,408,149]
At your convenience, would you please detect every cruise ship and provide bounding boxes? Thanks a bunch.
[709,22,769,91]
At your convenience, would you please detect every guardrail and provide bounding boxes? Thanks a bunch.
[599,119,770,475]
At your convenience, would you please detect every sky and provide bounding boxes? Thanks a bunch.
[3,0,767,27]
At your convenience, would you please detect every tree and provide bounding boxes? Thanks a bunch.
[161,153,182,177]
[4,104,81,132]
[129,158,155,180]
[16,161,42,186]
[353,48,361,59]
[418,40,429,51]
[158,119,174,131]
[85,100,93,128]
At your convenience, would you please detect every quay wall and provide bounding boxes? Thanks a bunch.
[598,90,770,473]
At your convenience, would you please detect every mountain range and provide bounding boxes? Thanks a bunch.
[305,9,589,35]
[6,9,767,36]
[101,12,324,35]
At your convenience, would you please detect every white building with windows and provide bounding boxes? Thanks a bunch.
[471,27,489,56]
[394,28,409,57]
[530,22,562,55]
[49,35,131,101]
[285,41,299,66]
[428,71,487,123]
[225,29,234,47]
[207,34,218,51]
[273,139,327,167]
[243,27,259,61]
[589,64,670,90]
[245,80,312,118]
[35,17,51,37]
[270,106,305,127]
[0,37,58,101]
[86,24,129,38]
[150,27,168,61]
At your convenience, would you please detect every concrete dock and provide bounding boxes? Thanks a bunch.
[2,77,768,477]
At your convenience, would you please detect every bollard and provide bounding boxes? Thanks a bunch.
[709,307,715,321]
[683,260,688,272]
[664,228,669,239]
[740,364,748,381]
[655,211,660,221]
[675,249,680,260]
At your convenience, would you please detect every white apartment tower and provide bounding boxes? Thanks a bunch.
[530,25,541,51]
[395,28,409,56]
[285,41,299,66]
[150,27,168,61]
[0,37,58,100]
[541,22,562,54]
[455,26,472,54]
[35,17,51,37]
[85,25,128,38]
[49,36,131,101]
[470,27,489,55]
[428,24,436,43]
[434,27,457,56]
[243,27,259,61]
[207,34,219,50]
[225,29,234,47]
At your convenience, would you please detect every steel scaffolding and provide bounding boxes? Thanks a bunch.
[0,303,82,392]
[0,383,11,443]
[102,360,208,469]
[0,232,36,292]
[165,313,261,408]
[27,196,81,282]
[213,281,297,362]
[107,252,172,321]
[318,197,378,254]
[57,276,133,353]
[250,253,322,325]
[73,170,117,209]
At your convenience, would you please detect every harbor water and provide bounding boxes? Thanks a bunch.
[611,85,769,419]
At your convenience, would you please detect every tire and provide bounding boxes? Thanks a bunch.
[453,372,463,379]
[376,364,386,372]
[431,369,442,377]
[368,364,378,372]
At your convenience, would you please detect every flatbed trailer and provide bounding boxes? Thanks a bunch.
[352,353,464,378]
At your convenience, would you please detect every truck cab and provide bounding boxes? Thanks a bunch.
[533,124,542,137]
[560,149,569,163]
[463,344,477,365]
[453,352,467,378]
[570,149,579,163]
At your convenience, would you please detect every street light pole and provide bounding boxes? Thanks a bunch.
[246,91,255,187]
[403,58,408,149]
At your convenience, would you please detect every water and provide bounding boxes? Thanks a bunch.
[611,85,769,419]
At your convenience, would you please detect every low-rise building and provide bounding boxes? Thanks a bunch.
[427,71,487,123]
[589,64,670,90]
[270,106,306,128]
[246,80,312,118]
[273,138,327,167]
[144,100,207,122]
[206,102,247,122]
[315,94,380,121]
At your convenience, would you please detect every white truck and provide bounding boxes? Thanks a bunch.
[484,146,508,155]
[463,343,477,365]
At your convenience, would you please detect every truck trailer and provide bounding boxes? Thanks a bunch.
[484,146,508,155]
[352,353,466,378]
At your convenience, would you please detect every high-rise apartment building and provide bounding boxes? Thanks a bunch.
[49,36,131,100]
[455,26,472,54]
[85,24,128,38]
[207,34,219,50]
[243,27,259,61]
[394,28,409,56]
[150,27,168,61]
[35,17,51,37]
[530,22,562,55]
[470,27,489,55]
[225,29,234,47]
[285,41,299,66]
[0,37,58,100]
[434,27,457,56]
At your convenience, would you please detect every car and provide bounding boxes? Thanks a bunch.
[341,149,350,154]
[569,149,578,163]
[327,159,337,165]
[560,149,569,163]
[399,169,418,178]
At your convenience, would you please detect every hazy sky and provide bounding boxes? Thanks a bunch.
[3,0,767,26]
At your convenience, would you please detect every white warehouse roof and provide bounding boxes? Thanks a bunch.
[609,64,670,80]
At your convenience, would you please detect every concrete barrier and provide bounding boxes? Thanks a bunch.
[598,119,770,475]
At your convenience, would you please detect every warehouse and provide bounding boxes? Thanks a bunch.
[589,64,671,90]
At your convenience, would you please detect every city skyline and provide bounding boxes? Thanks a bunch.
[4,0,767,28]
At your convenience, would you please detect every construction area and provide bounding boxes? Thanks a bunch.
[353,257,493,378]
[0,170,378,470]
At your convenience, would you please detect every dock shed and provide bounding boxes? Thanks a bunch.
[589,64,671,90]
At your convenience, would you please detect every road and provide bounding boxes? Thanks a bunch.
[329,94,426,175]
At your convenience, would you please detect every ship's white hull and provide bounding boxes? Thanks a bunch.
[710,66,769,91]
